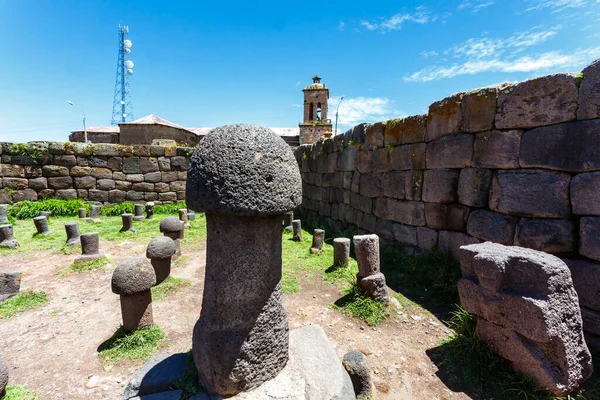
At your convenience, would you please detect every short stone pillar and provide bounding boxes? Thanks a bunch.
[88,205,101,222]
[75,232,104,263]
[160,217,184,259]
[133,204,145,221]
[78,208,87,219]
[310,229,325,254]
[187,211,195,221]
[146,236,176,285]
[292,219,302,242]
[0,204,8,224]
[145,202,155,220]
[342,351,375,400]
[0,271,21,302]
[283,211,294,232]
[39,211,51,220]
[64,222,81,246]
[0,225,18,249]
[458,242,593,396]
[33,216,51,235]
[334,238,351,268]
[0,356,8,398]
[120,213,136,233]
[178,209,190,229]
[111,258,156,332]
[186,124,302,395]
[353,234,388,305]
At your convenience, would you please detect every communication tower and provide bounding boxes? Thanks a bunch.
[111,25,135,125]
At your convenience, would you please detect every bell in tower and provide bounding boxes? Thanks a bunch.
[299,75,333,145]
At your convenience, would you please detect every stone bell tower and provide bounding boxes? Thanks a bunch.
[299,75,332,145]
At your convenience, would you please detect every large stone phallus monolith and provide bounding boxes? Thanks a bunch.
[186,124,302,395]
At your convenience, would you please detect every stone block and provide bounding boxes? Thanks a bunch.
[23,166,42,178]
[374,198,425,226]
[144,171,162,183]
[417,227,438,250]
[571,172,600,215]
[515,218,576,254]
[438,231,480,259]
[70,166,92,177]
[352,123,368,144]
[38,189,54,198]
[108,156,122,171]
[132,182,155,192]
[48,176,73,190]
[2,178,28,190]
[42,165,69,177]
[76,156,89,166]
[520,120,600,172]
[466,210,518,245]
[109,189,127,203]
[74,176,96,189]
[383,171,406,200]
[140,158,159,174]
[159,192,177,201]
[393,223,417,246]
[577,58,600,120]
[372,148,392,173]
[322,173,333,187]
[384,118,403,147]
[76,189,88,198]
[88,156,108,168]
[0,189,11,203]
[0,164,24,177]
[115,180,132,191]
[426,134,473,169]
[28,177,47,191]
[133,145,151,156]
[359,173,382,198]
[489,170,570,217]
[426,93,463,141]
[54,155,77,166]
[88,189,109,202]
[581,217,600,262]
[325,153,338,174]
[56,189,77,199]
[350,192,373,214]
[323,138,334,154]
[145,192,159,201]
[154,182,169,193]
[361,213,376,232]
[363,122,384,150]
[170,156,188,169]
[125,174,145,183]
[351,171,360,193]
[161,172,178,182]
[337,147,356,172]
[422,169,459,203]
[458,168,492,208]
[375,218,394,239]
[472,130,521,168]
[355,150,372,173]
[48,142,66,155]
[563,258,600,311]
[405,170,423,201]
[169,181,186,192]
[93,143,120,156]
[425,203,447,230]
[158,157,171,171]
[402,114,427,144]
[458,243,592,396]
[91,167,112,179]
[127,190,145,201]
[123,157,141,174]
[97,179,115,190]
[12,188,37,202]
[446,204,470,231]
[391,143,426,170]
[461,86,497,132]
[496,74,578,129]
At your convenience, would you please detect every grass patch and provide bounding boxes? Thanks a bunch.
[171,351,201,396]
[59,256,110,276]
[8,198,87,219]
[323,261,358,285]
[98,325,165,365]
[152,276,191,301]
[3,385,41,400]
[432,306,600,400]
[0,291,48,319]
[331,284,389,326]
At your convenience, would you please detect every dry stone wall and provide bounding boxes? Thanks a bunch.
[0,142,193,204]
[294,60,600,346]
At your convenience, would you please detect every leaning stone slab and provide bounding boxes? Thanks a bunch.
[33,216,51,235]
[458,242,593,396]
[0,271,21,302]
[64,222,81,246]
[0,224,19,249]
[123,353,188,399]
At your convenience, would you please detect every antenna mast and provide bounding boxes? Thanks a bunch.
[111,25,134,125]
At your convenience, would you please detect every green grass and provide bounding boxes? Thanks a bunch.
[152,276,191,301]
[8,198,87,219]
[433,306,600,400]
[2,385,41,400]
[98,325,165,366]
[323,261,359,285]
[331,284,390,326]
[0,291,48,319]
[171,351,201,397]
[58,256,111,276]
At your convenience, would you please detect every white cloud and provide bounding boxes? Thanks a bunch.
[525,0,588,12]
[359,6,433,33]
[421,50,440,58]
[338,21,345,31]
[458,0,496,11]
[328,96,402,131]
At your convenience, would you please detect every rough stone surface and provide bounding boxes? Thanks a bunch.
[563,258,600,312]
[580,217,600,262]
[438,231,480,259]
[577,58,600,120]
[458,242,593,396]
[65,222,81,246]
[417,227,438,250]
[426,134,473,169]
[353,234,380,279]
[426,93,463,141]
[472,130,521,168]
[0,356,7,396]
[461,86,497,133]
[391,143,426,171]
[123,353,188,399]
[393,223,417,246]
[112,258,156,295]
[159,217,183,235]
[187,124,302,216]
[75,232,104,263]
[489,170,570,217]
[311,229,325,254]
[466,210,518,245]
[342,351,375,400]
[292,220,302,242]
[571,172,600,215]
[333,238,350,268]
[0,224,18,249]
[33,215,51,235]
[422,169,459,204]
[134,204,145,221]
[146,236,177,260]
[457,168,492,208]
[514,219,576,254]
[120,213,136,233]
[0,271,21,302]
[359,273,388,305]
[495,74,578,129]
[0,204,8,224]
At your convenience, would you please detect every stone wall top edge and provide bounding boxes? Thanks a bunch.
[0,141,194,157]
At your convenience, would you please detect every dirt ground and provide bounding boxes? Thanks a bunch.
[0,230,471,400]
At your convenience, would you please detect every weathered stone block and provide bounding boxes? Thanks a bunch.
[402,114,427,144]
[123,157,141,174]
[88,156,108,168]
[384,118,403,147]
[581,217,600,262]
[446,204,470,231]
[96,179,115,191]
[426,93,463,141]
[115,180,132,191]
[422,169,459,203]
[467,210,518,245]
[472,130,521,168]
[350,192,373,214]
[42,165,69,177]
[88,189,109,202]
[161,171,178,182]
[28,177,47,191]
[417,227,438,250]
[374,198,425,226]
[159,192,177,201]
[425,203,447,230]
[127,190,145,201]
[392,223,417,246]
[438,231,479,259]
[93,143,119,156]
[170,181,186,192]
[405,170,423,201]
[145,192,159,201]
[322,173,333,187]
[54,155,77,166]
[170,156,188,169]
[372,148,392,173]
[2,178,28,190]
[577,58,600,120]
[144,171,162,183]
[158,157,171,171]
[140,158,159,174]
[132,182,155,192]
[391,143,426,170]
[351,171,360,193]
[23,166,42,178]
[461,86,498,132]
[563,258,600,311]
[496,74,578,129]
[337,147,357,172]
[458,168,492,208]
[125,174,145,183]
[571,172,600,215]
[489,170,570,217]
[38,189,54,198]
[363,122,384,150]
[109,189,127,203]
[56,189,76,199]
[515,218,576,254]
[48,176,73,190]
[361,213,376,232]
[154,182,169,193]
[359,173,382,198]
[48,142,66,155]
[107,156,122,171]
[355,150,372,173]
[91,167,112,179]
[70,166,92,177]
[375,218,394,239]
[76,189,88,198]
[74,176,96,189]
[0,189,11,203]
[0,164,24,177]
[520,120,600,172]
[458,242,592,396]
[426,134,473,169]
[383,171,406,200]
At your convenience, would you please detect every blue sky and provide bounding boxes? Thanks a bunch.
[1,0,599,142]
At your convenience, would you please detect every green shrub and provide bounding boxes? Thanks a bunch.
[100,202,135,216]
[9,198,86,219]
[0,291,48,318]
[155,201,187,214]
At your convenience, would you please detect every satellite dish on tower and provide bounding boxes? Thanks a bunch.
[127,69,134,75]
[125,60,134,69]
[124,40,132,48]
